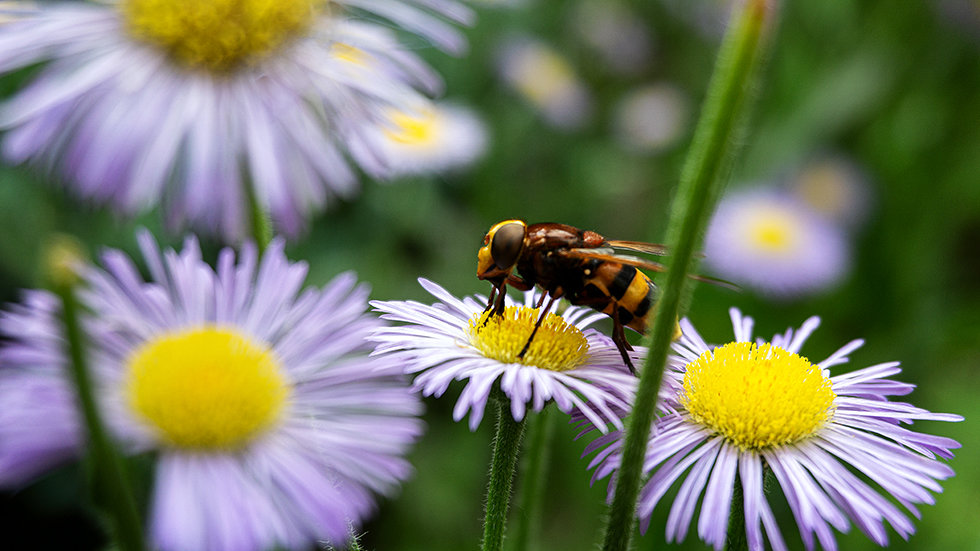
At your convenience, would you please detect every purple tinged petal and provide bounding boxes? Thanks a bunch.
[665,440,718,543]
[738,452,764,551]
[698,442,738,550]
[785,315,820,354]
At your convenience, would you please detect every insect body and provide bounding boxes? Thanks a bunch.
[477,219,675,374]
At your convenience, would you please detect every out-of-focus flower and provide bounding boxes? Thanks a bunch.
[790,155,872,229]
[370,279,637,431]
[662,0,734,38]
[0,1,36,22]
[587,308,962,551]
[612,83,690,153]
[571,0,652,76]
[352,100,487,178]
[703,187,850,298]
[497,36,591,129]
[0,0,473,240]
[0,232,423,551]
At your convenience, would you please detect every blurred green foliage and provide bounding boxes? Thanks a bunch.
[1,1,979,550]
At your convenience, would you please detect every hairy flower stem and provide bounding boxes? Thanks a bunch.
[600,2,778,550]
[52,252,146,551]
[482,392,527,551]
[510,407,556,551]
[726,473,747,551]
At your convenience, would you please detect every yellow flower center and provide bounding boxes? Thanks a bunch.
[681,342,835,450]
[468,306,588,372]
[125,327,290,450]
[383,109,440,146]
[121,0,322,72]
[744,210,799,254]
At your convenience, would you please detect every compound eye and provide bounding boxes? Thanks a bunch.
[490,222,525,270]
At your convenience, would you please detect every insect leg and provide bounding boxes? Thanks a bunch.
[483,285,497,313]
[491,282,508,317]
[611,316,637,375]
[518,292,556,359]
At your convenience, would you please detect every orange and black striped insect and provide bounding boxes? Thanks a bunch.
[477,219,720,374]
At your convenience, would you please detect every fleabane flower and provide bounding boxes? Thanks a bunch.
[703,187,850,298]
[497,36,592,129]
[587,308,962,551]
[352,100,488,178]
[791,155,872,229]
[0,0,473,240]
[369,279,637,431]
[0,232,423,551]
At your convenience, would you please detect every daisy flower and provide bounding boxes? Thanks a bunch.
[352,100,488,178]
[369,279,638,431]
[791,155,872,229]
[703,187,850,298]
[612,83,690,153]
[571,0,652,76]
[0,231,423,551]
[0,0,473,240]
[496,36,592,129]
[587,308,962,551]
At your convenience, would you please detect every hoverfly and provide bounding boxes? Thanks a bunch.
[477,219,717,374]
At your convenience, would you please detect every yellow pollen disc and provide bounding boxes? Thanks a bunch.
[125,327,289,450]
[383,109,440,145]
[745,211,798,253]
[121,0,322,71]
[681,342,835,450]
[468,306,589,372]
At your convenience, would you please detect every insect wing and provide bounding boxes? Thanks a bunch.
[561,249,739,289]
[604,240,670,256]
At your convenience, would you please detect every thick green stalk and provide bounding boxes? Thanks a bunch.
[482,394,528,551]
[600,2,777,550]
[510,407,556,551]
[51,242,146,551]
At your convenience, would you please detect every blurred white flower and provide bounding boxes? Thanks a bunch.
[612,83,690,153]
[353,101,488,178]
[572,0,652,76]
[790,156,872,229]
[0,0,473,240]
[497,36,592,129]
[704,187,851,298]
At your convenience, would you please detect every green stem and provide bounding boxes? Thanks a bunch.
[56,277,146,551]
[482,393,528,551]
[601,2,777,551]
[510,407,556,551]
[726,473,747,551]
[244,177,273,252]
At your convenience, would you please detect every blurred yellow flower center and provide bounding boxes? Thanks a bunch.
[121,0,322,71]
[468,307,588,372]
[383,109,439,145]
[745,210,798,253]
[681,342,835,450]
[125,327,289,450]
[514,48,575,104]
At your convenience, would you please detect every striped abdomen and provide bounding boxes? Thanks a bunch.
[574,262,656,333]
